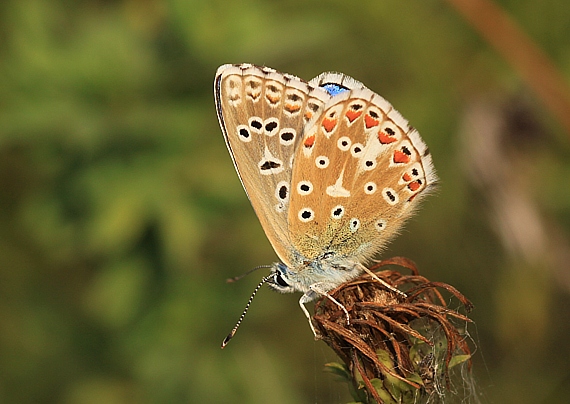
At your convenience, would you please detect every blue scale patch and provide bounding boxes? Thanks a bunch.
[321,83,349,96]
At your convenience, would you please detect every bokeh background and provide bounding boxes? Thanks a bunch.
[1,0,570,403]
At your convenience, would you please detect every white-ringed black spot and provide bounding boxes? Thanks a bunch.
[298,208,315,223]
[249,117,263,133]
[331,205,345,219]
[385,127,395,136]
[236,125,252,142]
[279,128,296,146]
[364,182,377,195]
[297,180,313,195]
[351,103,363,111]
[412,168,419,176]
[369,110,379,118]
[275,181,289,201]
[382,187,399,205]
[337,136,351,151]
[263,118,279,136]
[349,218,360,232]
[401,145,412,156]
[351,143,363,157]
[363,159,377,170]
[315,155,330,168]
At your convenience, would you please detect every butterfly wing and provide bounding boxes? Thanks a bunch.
[214,64,331,264]
[288,73,437,263]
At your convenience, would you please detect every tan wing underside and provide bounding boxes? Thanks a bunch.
[288,92,436,262]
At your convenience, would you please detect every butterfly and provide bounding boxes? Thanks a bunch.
[214,64,437,347]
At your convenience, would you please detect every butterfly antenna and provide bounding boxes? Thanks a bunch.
[226,265,272,283]
[221,274,272,348]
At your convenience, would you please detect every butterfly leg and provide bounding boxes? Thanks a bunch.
[298,283,351,338]
[299,293,318,337]
[360,264,407,298]
[310,283,351,325]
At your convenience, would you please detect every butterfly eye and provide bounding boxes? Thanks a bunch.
[274,272,289,287]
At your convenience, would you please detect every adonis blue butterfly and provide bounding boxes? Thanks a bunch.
[214,64,437,346]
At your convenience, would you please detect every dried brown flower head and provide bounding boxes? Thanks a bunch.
[313,257,474,403]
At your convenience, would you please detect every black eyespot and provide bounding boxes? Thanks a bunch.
[351,104,363,110]
[279,185,288,200]
[239,128,250,138]
[281,132,294,141]
[365,160,374,167]
[412,168,419,176]
[287,93,301,101]
[250,120,262,130]
[385,127,395,136]
[301,210,312,219]
[265,121,278,132]
[369,110,379,118]
[260,161,281,170]
[402,146,411,156]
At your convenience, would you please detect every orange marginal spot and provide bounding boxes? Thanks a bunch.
[304,111,313,120]
[378,131,397,144]
[304,135,316,148]
[345,110,362,122]
[322,117,337,132]
[408,193,418,202]
[285,103,301,113]
[408,181,421,192]
[364,114,379,128]
[266,94,280,104]
[402,173,412,182]
[393,150,410,164]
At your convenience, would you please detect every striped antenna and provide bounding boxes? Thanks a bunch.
[221,274,272,348]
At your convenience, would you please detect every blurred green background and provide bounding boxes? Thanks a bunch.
[1,0,570,402]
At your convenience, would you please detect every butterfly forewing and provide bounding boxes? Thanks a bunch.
[215,64,330,264]
[288,76,437,262]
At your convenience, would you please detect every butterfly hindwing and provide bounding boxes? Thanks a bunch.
[288,73,437,263]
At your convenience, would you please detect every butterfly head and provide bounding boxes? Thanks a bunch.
[266,262,297,294]
[266,253,365,299]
